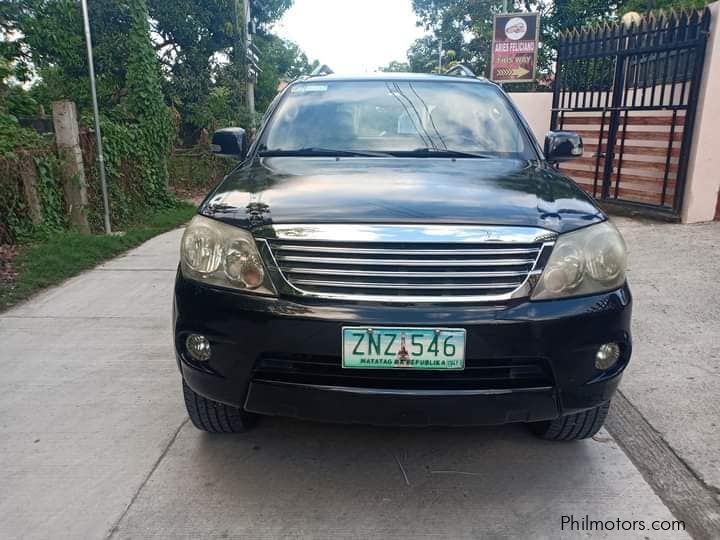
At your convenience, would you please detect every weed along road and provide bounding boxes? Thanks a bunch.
[1,220,719,538]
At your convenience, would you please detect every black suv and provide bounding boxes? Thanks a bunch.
[174,73,631,441]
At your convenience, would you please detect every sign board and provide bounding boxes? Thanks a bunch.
[490,13,540,83]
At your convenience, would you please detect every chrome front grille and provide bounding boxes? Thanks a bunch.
[256,225,556,303]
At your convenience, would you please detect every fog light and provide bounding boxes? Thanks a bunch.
[595,343,621,370]
[186,334,211,362]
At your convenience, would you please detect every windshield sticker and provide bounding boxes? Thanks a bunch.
[291,84,328,94]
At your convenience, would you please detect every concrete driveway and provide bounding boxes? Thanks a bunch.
[1,218,718,539]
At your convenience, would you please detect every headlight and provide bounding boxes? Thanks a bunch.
[180,215,276,296]
[532,221,627,300]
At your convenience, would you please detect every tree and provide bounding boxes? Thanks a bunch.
[254,34,316,112]
[407,0,706,84]
[3,0,308,134]
[404,0,618,85]
[619,0,709,13]
[250,0,294,28]
[520,0,705,73]
[147,0,235,132]
[525,0,622,74]
[409,0,500,76]
[1,4,41,158]
[6,0,134,112]
[406,35,440,73]
[147,0,295,133]
[379,60,411,72]
[1,3,32,105]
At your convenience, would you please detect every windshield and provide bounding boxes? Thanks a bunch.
[259,80,535,159]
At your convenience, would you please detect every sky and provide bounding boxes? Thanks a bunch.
[273,0,427,74]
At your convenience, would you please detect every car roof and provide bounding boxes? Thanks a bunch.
[296,72,493,84]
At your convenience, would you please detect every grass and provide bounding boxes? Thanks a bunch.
[0,202,196,312]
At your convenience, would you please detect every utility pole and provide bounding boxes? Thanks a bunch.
[234,0,255,127]
[80,0,111,234]
[438,38,443,72]
[244,0,256,126]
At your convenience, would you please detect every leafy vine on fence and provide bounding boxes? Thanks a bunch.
[1,0,176,244]
[0,111,63,243]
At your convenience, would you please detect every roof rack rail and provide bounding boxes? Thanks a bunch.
[444,64,477,78]
[310,64,334,77]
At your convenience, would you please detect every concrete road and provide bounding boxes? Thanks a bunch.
[617,218,720,493]
[0,219,718,539]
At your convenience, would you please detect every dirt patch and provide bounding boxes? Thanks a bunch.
[170,187,204,207]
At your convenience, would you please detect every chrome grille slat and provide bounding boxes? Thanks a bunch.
[283,267,531,278]
[275,255,537,267]
[258,225,556,303]
[273,244,541,256]
[293,280,523,290]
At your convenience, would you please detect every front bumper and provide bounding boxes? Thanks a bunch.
[174,273,632,426]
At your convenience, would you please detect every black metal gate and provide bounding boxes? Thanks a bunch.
[551,9,711,217]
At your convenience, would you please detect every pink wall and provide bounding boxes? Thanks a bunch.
[507,92,553,143]
[682,1,720,223]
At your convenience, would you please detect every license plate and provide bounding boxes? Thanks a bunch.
[342,327,465,370]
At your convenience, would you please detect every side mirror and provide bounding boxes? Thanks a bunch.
[544,131,583,162]
[211,127,248,160]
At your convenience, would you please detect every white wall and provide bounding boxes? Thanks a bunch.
[507,92,554,143]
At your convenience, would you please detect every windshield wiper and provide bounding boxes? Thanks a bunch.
[258,147,393,158]
[399,148,494,159]
[258,147,494,159]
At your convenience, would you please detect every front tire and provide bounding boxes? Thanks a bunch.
[529,402,610,441]
[183,380,257,433]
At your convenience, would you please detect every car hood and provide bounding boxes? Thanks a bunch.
[200,157,604,234]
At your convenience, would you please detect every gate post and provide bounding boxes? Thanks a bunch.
[52,100,91,234]
[601,24,628,201]
[682,4,720,222]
